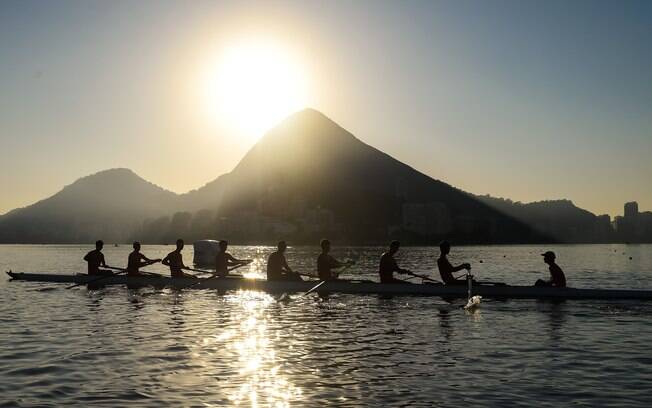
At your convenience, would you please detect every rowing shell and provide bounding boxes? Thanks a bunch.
[7,271,652,300]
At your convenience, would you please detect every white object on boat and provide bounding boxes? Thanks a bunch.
[193,240,220,266]
[464,295,482,310]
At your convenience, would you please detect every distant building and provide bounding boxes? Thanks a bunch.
[616,202,652,242]
[594,214,613,241]
[624,202,639,218]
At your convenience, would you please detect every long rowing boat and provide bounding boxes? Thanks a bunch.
[7,271,652,300]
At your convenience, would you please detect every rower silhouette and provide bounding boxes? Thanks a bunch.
[127,241,161,276]
[379,240,411,283]
[535,251,567,287]
[317,239,354,281]
[162,239,195,278]
[267,241,303,281]
[215,240,251,277]
[437,241,472,285]
[83,240,111,275]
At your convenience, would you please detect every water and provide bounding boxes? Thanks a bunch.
[1,244,652,407]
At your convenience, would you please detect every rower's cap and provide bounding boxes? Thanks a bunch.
[541,251,556,259]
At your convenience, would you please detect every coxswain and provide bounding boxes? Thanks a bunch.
[535,251,567,287]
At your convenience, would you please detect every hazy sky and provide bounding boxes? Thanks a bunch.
[1,0,651,217]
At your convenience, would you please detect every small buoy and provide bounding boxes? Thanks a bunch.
[629,257,633,260]
[479,260,484,263]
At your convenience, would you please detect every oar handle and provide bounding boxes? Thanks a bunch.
[297,272,318,279]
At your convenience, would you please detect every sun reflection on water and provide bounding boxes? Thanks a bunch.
[221,291,302,407]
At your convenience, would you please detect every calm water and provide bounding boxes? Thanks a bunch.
[1,244,652,407]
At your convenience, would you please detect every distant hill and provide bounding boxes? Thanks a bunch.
[476,195,613,243]
[1,108,613,244]
[0,169,180,243]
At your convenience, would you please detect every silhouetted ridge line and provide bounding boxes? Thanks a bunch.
[2,109,640,244]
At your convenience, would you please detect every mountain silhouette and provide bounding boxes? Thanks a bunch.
[0,108,604,244]
[0,169,180,243]
[190,108,542,243]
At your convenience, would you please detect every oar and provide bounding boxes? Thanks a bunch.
[405,271,441,283]
[297,262,352,281]
[301,280,326,296]
[182,267,212,275]
[464,272,482,310]
[300,261,354,296]
[334,261,354,279]
[66,266,125,289]
[186,262,249,289]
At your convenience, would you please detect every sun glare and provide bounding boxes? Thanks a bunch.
[206,41,309,139]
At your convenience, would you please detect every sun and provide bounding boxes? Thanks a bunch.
[206,40,309,139]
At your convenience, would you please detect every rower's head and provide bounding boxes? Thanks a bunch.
[133,241,141,251]
[389,240,400,255]
[320,239,331,253]
[176,239,184,251]
[219,240,228,252]
[439,240,451,255]
[541,251,556,264]
[95,240,104,250]
[278,241,287,253]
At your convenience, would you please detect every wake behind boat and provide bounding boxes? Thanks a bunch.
[7,271,652,300]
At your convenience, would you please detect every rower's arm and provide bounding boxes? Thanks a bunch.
[390,258,408,274]
[225,253,248,267]
[282,257,292,273]
[452,263,471,273]
[100,253,107,267]
[332,258,345,268]
[161,255,171,266]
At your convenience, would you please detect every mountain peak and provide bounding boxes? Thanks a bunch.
[65,168,145,190]
[282,107,334,123]
[266,108,346,140]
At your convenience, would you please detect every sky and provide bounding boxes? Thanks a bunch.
[1,0,651,217]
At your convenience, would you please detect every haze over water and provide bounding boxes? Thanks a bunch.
[2,244,652,407]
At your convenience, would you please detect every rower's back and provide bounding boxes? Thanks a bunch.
[127,250,140,275]
[437,255,455,284]
[549,263,567,287]
[379,252,398,283]
[267,251,284,281]
[83,249,104,275]
[165,250,184,277]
